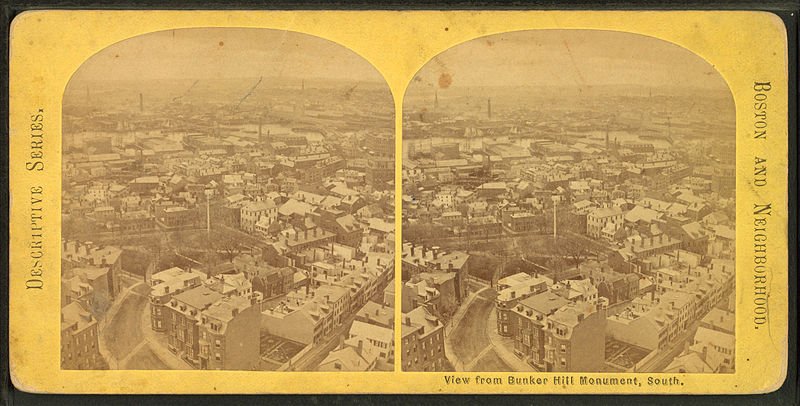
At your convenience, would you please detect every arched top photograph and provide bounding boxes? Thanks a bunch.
[400,29,737,375]
[60,27,396,372]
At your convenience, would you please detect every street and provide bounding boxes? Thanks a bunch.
[100,281,172,369]
[448,288,512,372]
[102,283,149,361]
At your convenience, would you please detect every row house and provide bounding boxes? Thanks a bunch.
[261,284,350,345]
[496,273,550,337]
[196,295,261,370]
[508,291,571,370]
[149,267,207,332]
[401,306,447,371]
[542,299,608,372]
[61,302,103,370]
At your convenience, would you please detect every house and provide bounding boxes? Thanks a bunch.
[61,302,103,370]
[401,306,447,371]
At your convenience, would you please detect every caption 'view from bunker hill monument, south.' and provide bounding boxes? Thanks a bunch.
[400,30,735,374]
[60,28,396,372]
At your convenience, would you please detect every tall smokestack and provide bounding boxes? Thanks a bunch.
[552,197,558,240]
[258,116,263,144]
[487,98,492,120]
[139,93,143,113]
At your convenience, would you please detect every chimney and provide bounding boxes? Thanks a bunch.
[405,316,411,326]
[139,93,143,113]
[165,286,170,294]
[357,339,363,353]
[411,246,416,257]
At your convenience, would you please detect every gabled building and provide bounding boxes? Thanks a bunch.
[401,306,447,371]
[61,301,103,370]
[542,299,608,372]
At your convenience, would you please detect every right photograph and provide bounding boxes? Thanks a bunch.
[400,30,735,373]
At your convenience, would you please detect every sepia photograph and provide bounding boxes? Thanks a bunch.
[60,27,396,371]
[401,30,736,373]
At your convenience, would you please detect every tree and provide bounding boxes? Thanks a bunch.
[558,236,592,267]
[402,223,449,244]
[214,229,243,262]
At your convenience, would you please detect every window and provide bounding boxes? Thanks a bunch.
[560,344,566,353]
[560,357,566,366]
[215,339,221,348]
[215,353,221,361]
[503,325,507,333]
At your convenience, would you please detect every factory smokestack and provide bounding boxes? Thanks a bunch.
[258,116,263,144]
[139,93,143,113]
[487,98,492,120]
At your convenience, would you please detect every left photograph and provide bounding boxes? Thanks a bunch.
[60,28,396,371]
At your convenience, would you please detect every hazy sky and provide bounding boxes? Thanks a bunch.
[69,28,385,84]
[409,30,729,92]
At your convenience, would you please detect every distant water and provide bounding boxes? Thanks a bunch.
[402,129,670,158]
